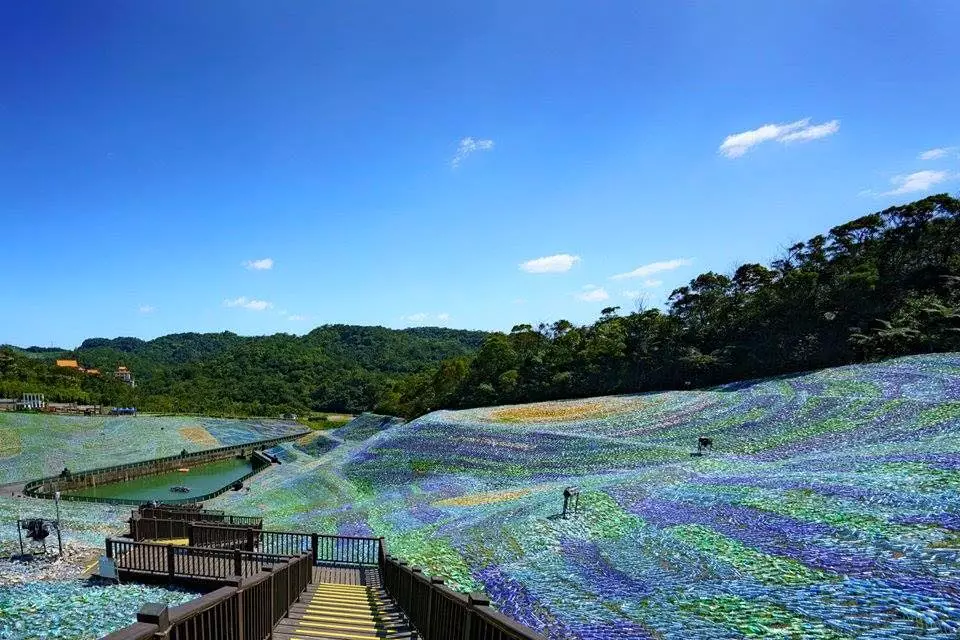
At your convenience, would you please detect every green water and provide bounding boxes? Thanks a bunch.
[62,457,255,501]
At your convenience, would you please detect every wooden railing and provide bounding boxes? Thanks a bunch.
[187,523,381,566]
[128,517,191,542]
[102,552,312,640]
[128,513,263,541]
[380,547,547,640]
[315,532,381,565]
[104,522,545,640]
[189,523,311,556]
[107,538,294,580]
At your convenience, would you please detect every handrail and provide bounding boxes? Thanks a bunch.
[23,429,307,504]
[380,551,548,640]
[101,521,546,640]
[102,552,312,640]
[188,522,382,565]
[106,538,293,580]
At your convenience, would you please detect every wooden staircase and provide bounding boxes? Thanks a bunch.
[273,579,415,639]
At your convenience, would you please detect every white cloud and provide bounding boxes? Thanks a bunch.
[288,314,307,321]
[577,286,609,302]
[138,305,155,314]
[402,312,450,324]
[621,290,640,299]
[243,258,274,270]
[452,137,494,168]
[224,296,272,311]
[884,170,953,195]
[918,147,956,160]
[611,259,692,280]
[719,118,840,158]
[520,254,581,274]
[779,120,840,143]
[643,279,663,288]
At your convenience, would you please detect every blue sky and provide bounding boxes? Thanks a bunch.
[2,1,958,347]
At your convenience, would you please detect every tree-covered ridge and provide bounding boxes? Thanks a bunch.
[1,325,488,415]
[4,195,959,418]
[377,194,960,417]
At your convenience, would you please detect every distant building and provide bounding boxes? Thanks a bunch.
[86,368,100,376]
[0,398,17,412]
[18,393,45,410]
[56,359,80,369]
[115,365,136,387]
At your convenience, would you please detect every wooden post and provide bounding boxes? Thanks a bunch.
[310,532,319,565]
[136,602,170,632]
[246,527,255,552]
[105,538,113,559]
[233,549,243,577]
[464,593,490,640]
[167,545,176,580]
[236,580,246,640]
[187,523,194,547]
[411,568,423,627]
[266,567,275,627]
[426,576,444,639]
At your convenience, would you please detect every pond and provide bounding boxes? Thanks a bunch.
[60,457,254,502]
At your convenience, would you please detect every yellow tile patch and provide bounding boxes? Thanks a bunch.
[434,484,552,508]
[178,426,219,446]
[0,431,21,458]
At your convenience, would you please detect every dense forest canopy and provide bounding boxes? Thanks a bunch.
[3,195,959,418]
[375,194,960,417]
[1,325,488,415]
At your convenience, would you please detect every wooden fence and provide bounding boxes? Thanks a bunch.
[380,546,547,640]
[107,538,294,581]
[187,523,381,565]
[102,552,312,640]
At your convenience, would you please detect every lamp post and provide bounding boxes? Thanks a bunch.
[54,491,63,556]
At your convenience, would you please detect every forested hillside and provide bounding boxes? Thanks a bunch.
[4,195,959,418]
[378,194,960,416]
[1,325,487,415]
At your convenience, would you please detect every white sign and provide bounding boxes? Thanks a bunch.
[97,556,118,580]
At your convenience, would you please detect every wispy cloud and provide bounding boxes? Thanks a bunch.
[918,147,956,161]
[452,137,494,168]
[719,118,840,158]
[520,254,580,274]
[288,314,307,321]
[577,285,609,302]
[224,296,272,311]
[621,290,640,299]
[138,305,156,314]
[884,170,953,195]
[401,312,451,324]
[243,258,274,270]
[611,259,692,280]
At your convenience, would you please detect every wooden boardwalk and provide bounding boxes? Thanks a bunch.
[313,563,381,587]
[274,581,414,639]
